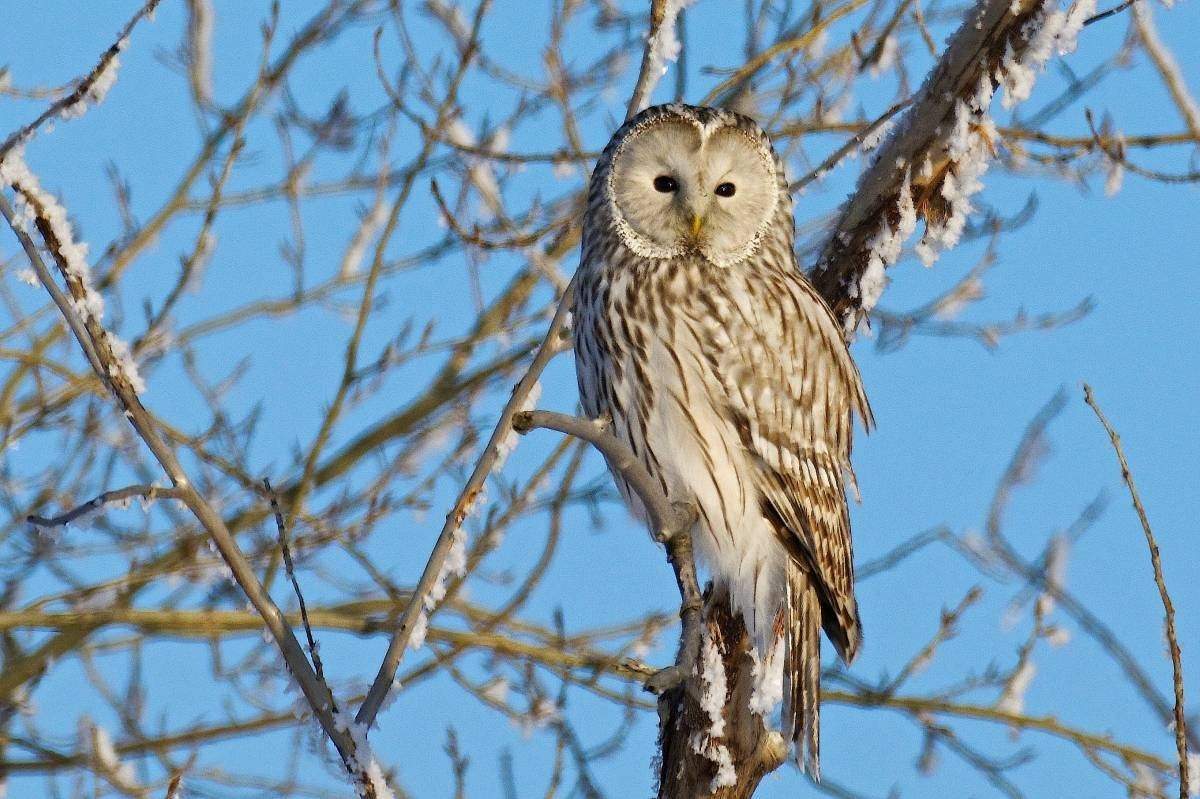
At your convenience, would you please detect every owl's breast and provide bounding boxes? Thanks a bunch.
[576,254,742,477]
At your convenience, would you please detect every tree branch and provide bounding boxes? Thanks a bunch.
[354,269,574,728]
[3,146,384,798]
[811,0,1089,331]
[513,410,702,692]
[1084,384,1189,799]
[0,0,163,162]
[26,484,184,528]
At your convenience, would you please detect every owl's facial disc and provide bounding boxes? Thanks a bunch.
[609,120,778,265]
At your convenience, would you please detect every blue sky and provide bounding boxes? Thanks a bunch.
[2,1,1198,797]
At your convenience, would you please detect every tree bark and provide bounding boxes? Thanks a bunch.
[656,591,786,799]
[813,0,1056,329]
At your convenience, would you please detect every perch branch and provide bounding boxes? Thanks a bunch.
[513,409,701,691]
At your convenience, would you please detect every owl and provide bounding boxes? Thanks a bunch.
[573,104,872,778]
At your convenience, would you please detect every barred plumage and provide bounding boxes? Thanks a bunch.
[573,103,871,777]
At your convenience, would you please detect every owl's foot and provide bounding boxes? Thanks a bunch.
[643,664,684,694]
[654,501,698,543]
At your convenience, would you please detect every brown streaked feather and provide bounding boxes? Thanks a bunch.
[783,564,823,778]
[722,263,869,664]
[573,103,872,778]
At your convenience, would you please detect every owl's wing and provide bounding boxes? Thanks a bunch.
[714,266,871,663]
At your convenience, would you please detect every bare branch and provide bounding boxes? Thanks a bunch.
[1132,3,1200,142]
[513,409,702,692]
[26,484,184,528]
[265,478,328,685]
[1084,384,1189,798]
[355,265,572,727]
[0,0,163,161]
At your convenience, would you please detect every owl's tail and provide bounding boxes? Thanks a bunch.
[783,565,822,780]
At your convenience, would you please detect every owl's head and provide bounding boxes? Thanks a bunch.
[600,104,782,267]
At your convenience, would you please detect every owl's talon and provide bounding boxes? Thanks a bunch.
[643,665,684,694]
[656,502,697,543]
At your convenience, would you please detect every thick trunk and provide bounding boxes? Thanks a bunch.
[656,591,788,799]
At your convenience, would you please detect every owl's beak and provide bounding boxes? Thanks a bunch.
[689,213,705,238]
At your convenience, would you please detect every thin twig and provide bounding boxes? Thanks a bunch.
[0,0,164,161]
[1083,384,1189,798]
[789,100,912,193]
[1083,0,1139,26]
[1132,2,1200,141]
[27,484,184,528]
[264,478,328,685]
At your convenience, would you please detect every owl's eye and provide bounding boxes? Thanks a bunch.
[653,175,678,193]
[715,182,737,197]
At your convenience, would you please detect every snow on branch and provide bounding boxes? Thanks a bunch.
[694,625,737,791]
[811,0,1096,334]
[627,0,696,119]
[1,149,146,394]
[334,710,399,799]
[83,721,143,796]
[0,0,161,161]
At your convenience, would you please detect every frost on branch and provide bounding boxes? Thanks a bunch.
[853,169,917,314]
[333,710,397,799]
[646,0,696,78]
[82,720,141,794]
[495,379,541,470]
[408,481,483,652]
[1034,534,1069,617]
[339,192,390,278]
[1,147,103,320]
[61,36,129,119]
[690,625,737,791]
[998,0,1094,108]
[1,147,145,393]
[997,658,1036,715]
[912,95,997,269]
[813,0,1097,331]
[859,115,897,153]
